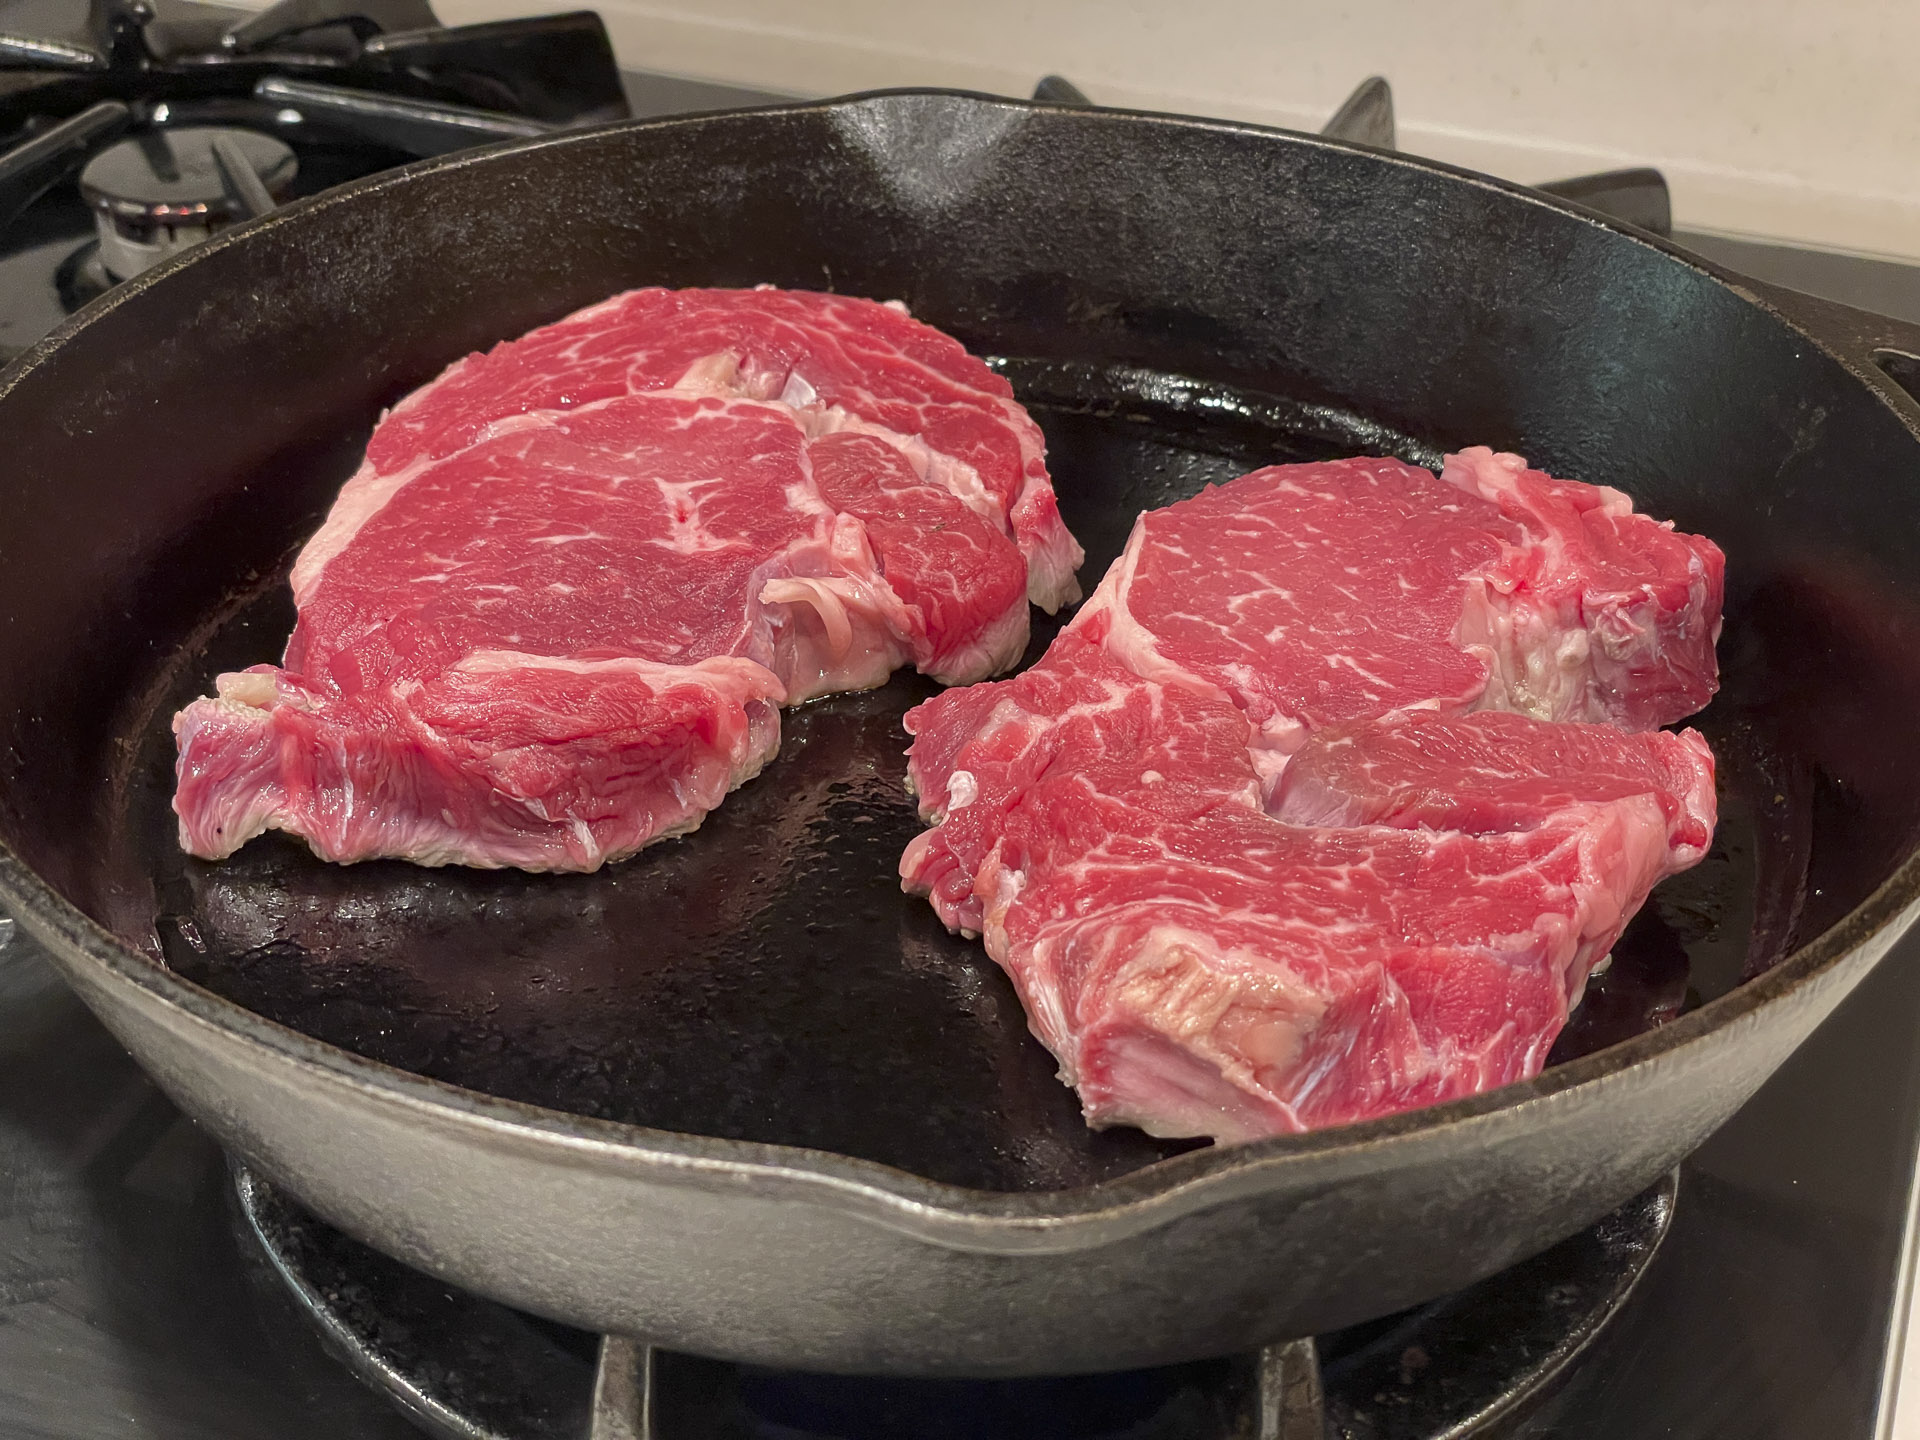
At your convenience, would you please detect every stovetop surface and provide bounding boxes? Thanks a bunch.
[4,62,1920,1440]
[7,918,1918,1440]
[0,65,786,360]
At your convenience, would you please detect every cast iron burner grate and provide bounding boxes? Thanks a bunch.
[232,1164,1677,1440]
[0,0,628,302]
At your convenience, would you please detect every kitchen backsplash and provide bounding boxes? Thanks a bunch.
[275,0,1920,260]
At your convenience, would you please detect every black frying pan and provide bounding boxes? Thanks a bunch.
[1,91,1919,1375]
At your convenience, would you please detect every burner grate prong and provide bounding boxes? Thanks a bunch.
[210,133,276,218]
[221,0,440,53]
[253,75,549,157]
[588,1336,656,1440]
[1320,76,1396,150]
[1258,1336,1329,1440]
[0,99,131,230]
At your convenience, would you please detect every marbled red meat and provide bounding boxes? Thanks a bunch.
[901,451,1723,1141]
[354,285,1081,612]
[173,288,1072,871]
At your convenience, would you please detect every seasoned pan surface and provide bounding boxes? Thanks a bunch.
[109,360,1779,1192]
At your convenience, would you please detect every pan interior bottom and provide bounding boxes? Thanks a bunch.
[102,359,1782,1192]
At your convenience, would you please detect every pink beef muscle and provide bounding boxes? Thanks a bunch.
[901,452,1724,1142]
[173,288,1078,871]
[351,285,1082,612]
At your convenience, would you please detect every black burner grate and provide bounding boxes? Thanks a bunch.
[232,1164,1676,1440]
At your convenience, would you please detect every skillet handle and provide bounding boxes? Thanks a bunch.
[1726,273,1920,418]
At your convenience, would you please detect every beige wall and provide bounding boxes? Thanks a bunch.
[409,0,1920,260]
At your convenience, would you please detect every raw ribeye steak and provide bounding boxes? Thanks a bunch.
[174,288,1079,871]
[902,449,1724,1141]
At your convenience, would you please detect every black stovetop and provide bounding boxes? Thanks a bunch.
[3,54,1920,1440]
[7,917,1918,1439]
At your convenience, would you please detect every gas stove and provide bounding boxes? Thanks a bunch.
[2,18,1919,1438]
[0,0,763,356]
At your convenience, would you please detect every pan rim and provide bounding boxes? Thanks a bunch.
[2,87,1917,1240]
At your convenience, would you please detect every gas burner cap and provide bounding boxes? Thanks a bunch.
[78,127,297,280]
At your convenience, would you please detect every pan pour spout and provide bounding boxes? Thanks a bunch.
[902,451,1725,1142]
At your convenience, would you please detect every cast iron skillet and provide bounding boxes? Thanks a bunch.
[2,91,1920,1376]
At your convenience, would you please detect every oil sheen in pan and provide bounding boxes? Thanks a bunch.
[106,361,1802,1194]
